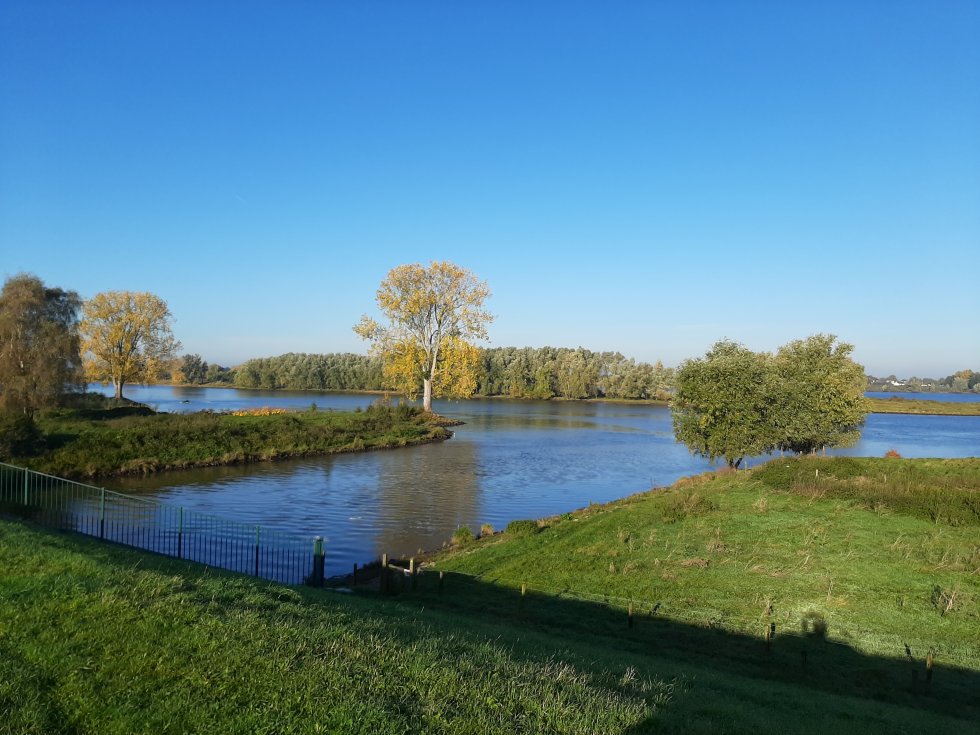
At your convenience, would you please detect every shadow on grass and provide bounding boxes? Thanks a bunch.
[343,564,980,727]
[5,518,979,733]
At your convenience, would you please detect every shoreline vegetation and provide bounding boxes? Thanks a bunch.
[119,382,978,416]
[12,401,454,480]
[2,456,978,732]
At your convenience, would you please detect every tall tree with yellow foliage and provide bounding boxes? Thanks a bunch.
[354,262,492,412]
[80,291,181,400]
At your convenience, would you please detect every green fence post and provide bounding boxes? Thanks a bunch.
[99,488,106,539]
[310,536,325,587]
[177,507,183,558]
[23,466,29,506]
[254,526,261,577]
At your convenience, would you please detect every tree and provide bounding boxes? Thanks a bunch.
[671,336,870,468]
[354,261,492,411]
[671,340,776,468]
[0,273,83,416]
[80,291,181,400]
[771,334,867,454]
[180,354,209,385]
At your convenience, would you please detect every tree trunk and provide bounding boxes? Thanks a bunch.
[423,378,432,412]
[114,380,123,401]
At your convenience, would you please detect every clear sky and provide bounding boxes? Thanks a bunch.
[2,1,978,377]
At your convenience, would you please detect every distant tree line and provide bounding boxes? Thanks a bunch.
[231,347,674,400]
[867,369,980,393]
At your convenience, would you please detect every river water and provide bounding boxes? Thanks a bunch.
[95,385,980,575]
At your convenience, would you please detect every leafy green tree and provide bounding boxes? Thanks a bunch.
[0,273,83,416]
[180,354,209,384]
[771,335,868,454]
[671,341,776,468]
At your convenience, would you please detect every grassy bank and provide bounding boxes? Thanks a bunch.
[1,513,977,735]
[429,458,980,668]
[13,403,450,479]
[868,396,980,415]
[2,458,979,733]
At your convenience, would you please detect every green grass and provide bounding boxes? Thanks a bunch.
[4,457,980,732]
[429,458,980,676]
[15,403,450,479]
[868,396,980,415]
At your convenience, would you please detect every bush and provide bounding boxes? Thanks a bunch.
[451,526,475,545]
[0,413,44,459]
[479,523,494,538]
[505,519,540,537]
[661,491,718,524]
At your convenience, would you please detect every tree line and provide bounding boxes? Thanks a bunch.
[231,347,674,400]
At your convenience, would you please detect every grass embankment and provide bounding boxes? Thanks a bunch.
[16,403,451,479]
[2,459,979,733]
[868,396,980,415]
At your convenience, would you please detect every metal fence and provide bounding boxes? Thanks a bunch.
[0,462,324,586]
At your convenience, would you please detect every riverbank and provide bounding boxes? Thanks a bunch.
[3,458,978,733]
[867,396,980,415]
[15,403,452,480]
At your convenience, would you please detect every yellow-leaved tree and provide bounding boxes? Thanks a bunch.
[80,291,181,400]
[354,261,492,412]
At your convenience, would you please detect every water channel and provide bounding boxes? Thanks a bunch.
[96,385,980,575]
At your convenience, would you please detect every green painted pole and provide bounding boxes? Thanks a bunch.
[311,536,325,587]
[99,488,106,539]
[23,466,29,506]
[254,526,261,577]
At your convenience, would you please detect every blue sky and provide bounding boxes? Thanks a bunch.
[2,1,978,377]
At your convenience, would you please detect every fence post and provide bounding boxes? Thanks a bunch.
[410,557,417,590]
[254,526,261,577]
[22,466,29,506]
[99,488,106,539]
[176,506,183,558]
[381,553,389,594]
[310,536,325,587]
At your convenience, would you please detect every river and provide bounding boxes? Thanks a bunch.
[95,385,980,575]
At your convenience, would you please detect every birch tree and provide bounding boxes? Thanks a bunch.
[354,261,492,411]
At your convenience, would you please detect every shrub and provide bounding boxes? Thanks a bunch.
[479,523,494,538]
[0,413,44,459]
[884,449,902,458]
[505,519,540,537]
[661,491,718,524]
[451,526,474,545]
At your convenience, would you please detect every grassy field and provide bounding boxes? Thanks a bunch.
[868,396,980,415]
[2,457,979,733]
[13,402,450,479]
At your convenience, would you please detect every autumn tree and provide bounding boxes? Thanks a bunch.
[0,273,83,416]
[80,291,181,400]
[354,261,492,411]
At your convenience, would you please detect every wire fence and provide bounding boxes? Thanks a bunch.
[0,462,325,586]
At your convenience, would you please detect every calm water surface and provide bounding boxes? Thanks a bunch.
[96,385,980,575]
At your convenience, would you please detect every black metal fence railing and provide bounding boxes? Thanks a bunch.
[0,462,324,586]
